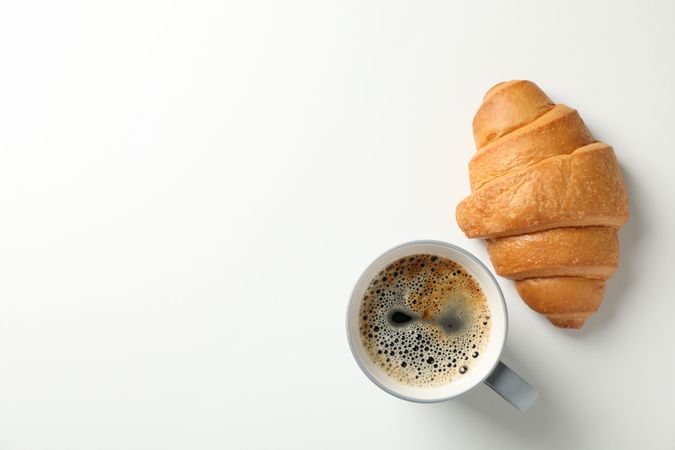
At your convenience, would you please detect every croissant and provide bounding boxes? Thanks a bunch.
[456,80,629,329]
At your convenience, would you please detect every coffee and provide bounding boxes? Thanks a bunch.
[359,254,491,387]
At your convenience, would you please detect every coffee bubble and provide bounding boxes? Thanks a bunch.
[359,254,491,387]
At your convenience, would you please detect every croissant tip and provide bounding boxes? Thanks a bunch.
[548,317,586,329]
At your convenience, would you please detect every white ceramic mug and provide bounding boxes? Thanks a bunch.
[346,240,537,411]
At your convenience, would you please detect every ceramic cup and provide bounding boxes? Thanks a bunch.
[346,240,537,411]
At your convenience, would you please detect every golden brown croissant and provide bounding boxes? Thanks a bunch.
[456,80,629,329]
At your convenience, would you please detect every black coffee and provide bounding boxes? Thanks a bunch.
[359,254,491,387]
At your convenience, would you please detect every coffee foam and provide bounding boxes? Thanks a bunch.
[359,254,491,387]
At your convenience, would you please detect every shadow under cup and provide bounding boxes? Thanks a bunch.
[347,240,508,403]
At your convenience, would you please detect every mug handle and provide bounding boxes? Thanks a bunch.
[484,361,537,412]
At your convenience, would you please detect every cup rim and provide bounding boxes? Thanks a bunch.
[346,240,508,403]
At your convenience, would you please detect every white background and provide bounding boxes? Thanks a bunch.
[0,1,673,449]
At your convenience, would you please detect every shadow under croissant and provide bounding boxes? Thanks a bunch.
[557,164,644,335]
